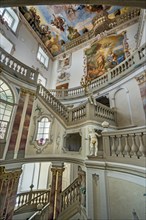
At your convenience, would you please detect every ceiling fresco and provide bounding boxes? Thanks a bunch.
[19,5,139,57]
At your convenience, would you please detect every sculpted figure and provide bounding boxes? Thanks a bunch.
[89,129,101,156]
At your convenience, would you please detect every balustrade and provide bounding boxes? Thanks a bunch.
[1,43,145,101]
[0,48,38,85]
[48,43,146,100]
[37,84,69,121]
[95,103,115,122]
[71,104,86,122]
[38,84,116,126]
[103,127,146,160]
[60,178,81,213]
[15,189,50,210]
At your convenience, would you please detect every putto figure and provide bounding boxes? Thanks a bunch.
[89,129,101,156]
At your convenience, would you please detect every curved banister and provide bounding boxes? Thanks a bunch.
[37,84,116,126]
[49,42,146,100]
[28,202,50,220]
[60,177,82,213]
[1,43,145,100]
[0,47,38,85]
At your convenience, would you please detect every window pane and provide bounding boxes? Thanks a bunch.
[0,121,8,139]
[44,128,49,133]
[3,115,10,121]
[43,134,48,139]
[37,47,49,68]
[36,117,51,145]
[3,10,14,28]
[0,80,14,139]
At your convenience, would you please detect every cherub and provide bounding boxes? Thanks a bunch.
[89,129,101,156]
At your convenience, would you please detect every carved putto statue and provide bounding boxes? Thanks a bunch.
[89,129,101,156]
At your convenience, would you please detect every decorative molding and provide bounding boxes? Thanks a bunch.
[136,9,146,49]
[31,113,54,154]
[135,72,146,85]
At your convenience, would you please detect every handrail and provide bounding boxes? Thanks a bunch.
[15,189,50,213]
[0,47,38,85]
[28,202,50,220]
[60,177,82,213]
[37,84,116,126]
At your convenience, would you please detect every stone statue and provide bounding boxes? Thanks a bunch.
[89,129,101,156]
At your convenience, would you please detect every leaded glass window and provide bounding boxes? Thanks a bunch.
[36,117,51,145]
[0,79,14,140]
[0,8,19,32]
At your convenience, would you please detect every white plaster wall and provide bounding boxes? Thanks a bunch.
[38,162,51,189]
[50,22,139,89]
[18,163,35,192]
[117,22,139,53]
[62,163,71,191]
[107,171,145,220]
[140,16,146,46]
[1,22,53,88]
[69,48,84,88]
[86,168,109,220]
[109,77,145,127]
[18,162,52,192]
[49,48,85,89]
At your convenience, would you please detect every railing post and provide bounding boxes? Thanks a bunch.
[28,184,34,205]
[61,87,65,98]
[86,102,94,120]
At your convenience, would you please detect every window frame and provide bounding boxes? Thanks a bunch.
[0,79,14,142]
[32,114,54,154]
[0,32,14,54]
[0,7,19,32]
[37,46,49,69]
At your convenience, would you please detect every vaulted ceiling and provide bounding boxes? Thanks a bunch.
[1,0,144,57]
[18,5,140,57]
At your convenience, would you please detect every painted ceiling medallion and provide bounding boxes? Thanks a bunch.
[19,5,140,57]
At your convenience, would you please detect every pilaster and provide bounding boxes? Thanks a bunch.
[0,166,22,220]
[49,162,65,220]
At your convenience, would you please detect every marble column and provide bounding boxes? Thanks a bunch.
[49,163,64,220]
[0,166,22,220]
[49,167,57,220]
[6,90,26,159]
[17,90,35,158]
[55,167,65,219]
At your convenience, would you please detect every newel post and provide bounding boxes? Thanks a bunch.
[101,121,111,158]
[86,102,95,120]
[28,184,34,204]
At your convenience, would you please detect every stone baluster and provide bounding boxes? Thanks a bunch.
[136,133,146,157]
[111,136,116,156]
[123,134,130,157]
[116,135,123,156]
[129,134,138,157]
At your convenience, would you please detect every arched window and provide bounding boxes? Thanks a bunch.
[0,79,14,140]
[0,8,19,32]
[36,117,51,145]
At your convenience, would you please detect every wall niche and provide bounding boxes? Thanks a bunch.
[63,132,81,152]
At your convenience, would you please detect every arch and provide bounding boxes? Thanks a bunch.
[0,79,15,140]
[31,114,54,154]
[113,87,133,127]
